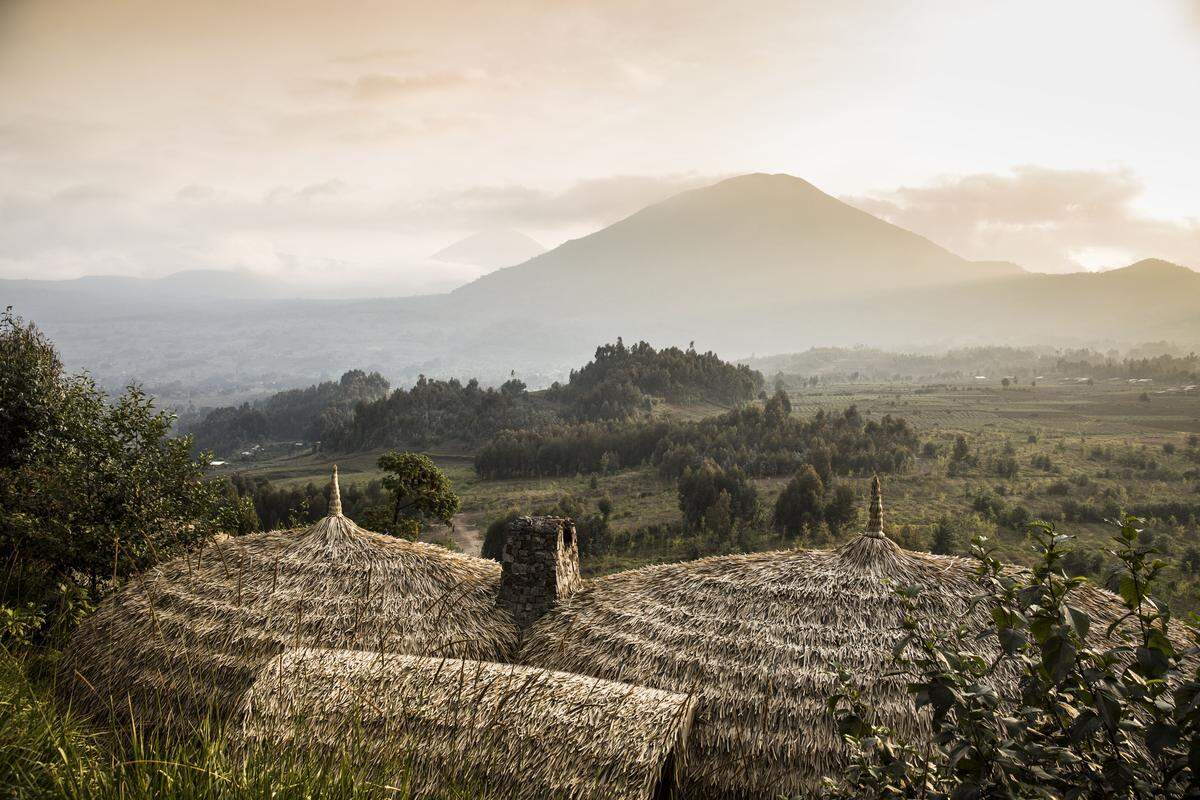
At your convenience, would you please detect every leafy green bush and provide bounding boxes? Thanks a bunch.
[826,516,1200,798]
[1,309,220,631]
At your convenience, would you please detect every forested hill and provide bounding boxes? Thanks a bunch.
[182,370,391,455]
[184,341,764,457]
[546,339,763,420]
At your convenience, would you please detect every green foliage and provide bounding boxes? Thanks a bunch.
[763,388,792,427]
[774,465,825,538]
[326,375,555,453]
[677,460,758,534]
[250,341,762,455]
[0,308,63,471]
[481,509,522,561]
[477,403,917,481]
[549,339,764,420]
[184,369,391,456]
[827,516,1200,798]
[376,452,460,537]
[0,310,220,629]
[773,470,859,539]
[0,646,460,799]
[992,454,1020,479]
[824,483,859,534]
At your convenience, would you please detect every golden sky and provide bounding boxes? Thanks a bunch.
[1,0,1198,292]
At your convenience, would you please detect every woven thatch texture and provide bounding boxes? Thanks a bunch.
[61,512,520,726]
[236,647,697,800]
[518,533,1160,799]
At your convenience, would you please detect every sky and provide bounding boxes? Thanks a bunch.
[1,0,1199,294]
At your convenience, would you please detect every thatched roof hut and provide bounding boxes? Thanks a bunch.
[61,467,519,725]
[237,647,697,800]
[517,477,1155,798]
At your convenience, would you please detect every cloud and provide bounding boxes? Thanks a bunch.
[847,166,1200,272]
[429,173,723,228]
[297,71,481,103]
[328,48,417,66]
[0,172,722,289]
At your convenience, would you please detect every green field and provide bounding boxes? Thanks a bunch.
[216,379,1200,604]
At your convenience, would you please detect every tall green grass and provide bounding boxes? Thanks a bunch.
[0,646,437,800]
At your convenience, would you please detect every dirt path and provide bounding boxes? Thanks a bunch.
[450,514,483,557]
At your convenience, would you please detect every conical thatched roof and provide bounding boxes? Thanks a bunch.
[61,468,519,726]
[517,484,1158,799]
[237,647,697,800]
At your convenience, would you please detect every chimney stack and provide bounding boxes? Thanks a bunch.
[497,516,582,630]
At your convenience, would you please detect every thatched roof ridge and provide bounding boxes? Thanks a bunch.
[518,527,1166,798]
[61,473,519,726]
[237,647,697,800]
[328,463,343,516]
[865,474,884,536]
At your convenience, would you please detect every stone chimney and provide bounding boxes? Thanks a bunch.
[498,516,582,630]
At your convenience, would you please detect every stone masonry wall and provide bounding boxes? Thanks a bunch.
[498,516,582,630]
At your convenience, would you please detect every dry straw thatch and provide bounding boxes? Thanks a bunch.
[518,482,1165,798]
[237,647,697,800]
[61,467,519,726]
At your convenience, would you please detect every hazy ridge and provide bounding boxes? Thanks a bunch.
[2,174,1196,402]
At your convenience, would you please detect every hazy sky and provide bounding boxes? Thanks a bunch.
[2,0,1198,293]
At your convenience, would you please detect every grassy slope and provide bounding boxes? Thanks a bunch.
[0,645,482,799]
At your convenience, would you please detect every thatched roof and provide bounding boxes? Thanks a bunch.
[61,467,519,726]
[517,482,1161,798]
[236,647,697,800]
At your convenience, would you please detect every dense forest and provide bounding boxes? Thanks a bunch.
[474,392,919,480]
[183,370,391,455]
[545,339,764,419]
[186,341,765,457]
[321,376,556,452]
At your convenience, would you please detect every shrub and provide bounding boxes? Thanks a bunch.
[827,516,1200,798]
[773,466,825,538]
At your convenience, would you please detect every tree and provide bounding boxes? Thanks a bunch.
[952,434,971,462]
[376,451,460,537]
[0,308,63,470]
[929,515,958,554]
[1183,545,1200,576]
[764,389,792,427]
[215,480,261,536]
[677,460,757,531]
[773,465,825,538]
[701,489,734,539]
[823,483,858,535]
[0,309,220,624]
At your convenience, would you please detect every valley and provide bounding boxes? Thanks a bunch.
[216,375,1200,608]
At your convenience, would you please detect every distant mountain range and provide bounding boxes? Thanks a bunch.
[2,173,1197,400]
[432,229,546,270]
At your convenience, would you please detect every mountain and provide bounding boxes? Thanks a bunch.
[761,258,1200,349]
[3,175,1197,400]
[450,173,1023,314]
[431,229,546,270]
[0,269,295,318]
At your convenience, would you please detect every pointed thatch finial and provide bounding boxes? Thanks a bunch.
[865,475,884,537]
[329,465,343,517]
